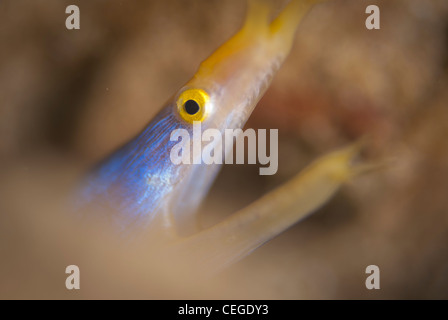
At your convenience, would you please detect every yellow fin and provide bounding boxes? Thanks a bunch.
[243,0,272,35]
[195,0,328,77]
[270,0,329,52]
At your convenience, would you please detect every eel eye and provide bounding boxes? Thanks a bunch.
[176,88,210,123]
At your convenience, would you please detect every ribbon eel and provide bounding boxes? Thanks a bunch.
[78,0,366,273]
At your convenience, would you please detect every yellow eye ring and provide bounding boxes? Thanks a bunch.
[176,88,210,123]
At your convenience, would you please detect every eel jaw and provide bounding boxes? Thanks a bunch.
[168,142,371,277]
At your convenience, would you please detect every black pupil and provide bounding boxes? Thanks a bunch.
[184,100,200,115]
